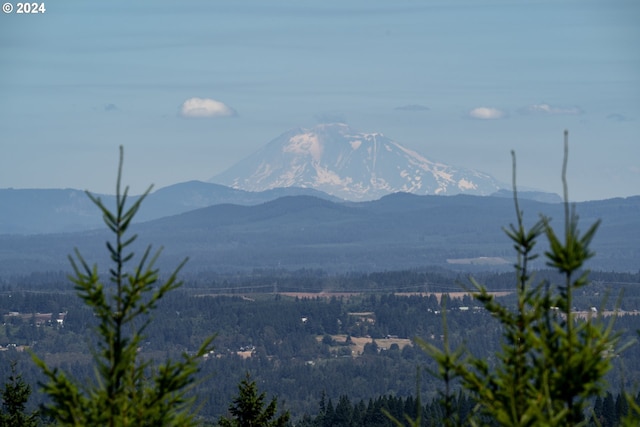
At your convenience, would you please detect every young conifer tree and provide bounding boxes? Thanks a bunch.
[417,131,626,426]
[218,373,290,427]
[0,362,38,427]
[32,147,214,426]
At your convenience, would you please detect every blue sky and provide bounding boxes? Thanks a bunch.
[1,0,638,201]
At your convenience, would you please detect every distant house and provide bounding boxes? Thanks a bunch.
[32,313,52,326]
[2,311,67,327]
[56,311,67,326]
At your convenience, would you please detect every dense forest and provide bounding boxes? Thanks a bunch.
[1,268,640,423]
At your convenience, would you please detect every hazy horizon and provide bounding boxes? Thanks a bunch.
[2,0,638,202]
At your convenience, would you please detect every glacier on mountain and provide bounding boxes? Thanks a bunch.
[210,123,503,201]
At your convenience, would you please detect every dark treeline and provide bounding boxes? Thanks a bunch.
[295,390,640,427]
[3,267,639,297]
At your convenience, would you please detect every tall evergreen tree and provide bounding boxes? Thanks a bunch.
[0,362,38,427]
[418,133,624,426]
[333,395,353,427]
[32,147,214,426]
[219,373,290,427]
[615,393,629,426]
[602,392,616,427]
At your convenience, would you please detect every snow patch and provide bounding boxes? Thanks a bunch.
[433,168,453,182]
[350,140,362,150]
[285,133,323,161]
[250,162,275,184]
[457,178,477,190]
[314,164,347,186]
[275,164,308,188]
[360,132,381,139]
[393,142,433,166]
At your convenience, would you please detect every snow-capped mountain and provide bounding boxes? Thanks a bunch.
[210,123,503,201]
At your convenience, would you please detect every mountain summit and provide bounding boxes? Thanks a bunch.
[210,123,503,201]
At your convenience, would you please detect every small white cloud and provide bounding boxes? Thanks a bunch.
[180,97,236,118]
[520,103,583,115]
[468,107,505,120]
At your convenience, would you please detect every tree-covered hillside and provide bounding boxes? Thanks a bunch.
[2,274,640,423]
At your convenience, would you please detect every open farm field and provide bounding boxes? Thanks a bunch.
[282,291,513,302]
[317,334,413,356]
[280,292,362,299]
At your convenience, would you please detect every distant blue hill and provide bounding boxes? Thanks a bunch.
[0,182,562,235]
[0,181,341,235]
[0,191,637,276]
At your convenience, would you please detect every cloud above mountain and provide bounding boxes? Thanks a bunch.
[180,97,236,118]
[468,107,506,120]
